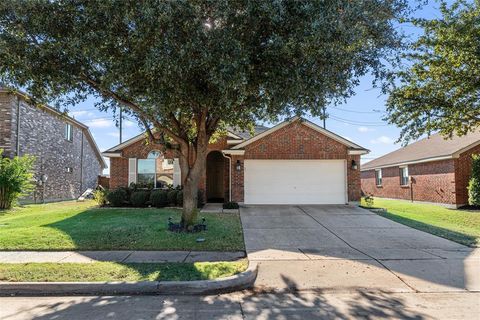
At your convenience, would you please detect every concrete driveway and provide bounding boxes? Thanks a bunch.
[241,205,480,293]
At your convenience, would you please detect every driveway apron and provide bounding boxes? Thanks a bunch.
[240,205,480,293]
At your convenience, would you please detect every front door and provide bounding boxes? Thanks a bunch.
[206,151,225,202]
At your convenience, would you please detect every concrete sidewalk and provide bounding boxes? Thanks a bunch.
[0,250,245,263]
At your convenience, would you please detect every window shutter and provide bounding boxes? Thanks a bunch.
[128,158,137,185]
[173,158,181,187]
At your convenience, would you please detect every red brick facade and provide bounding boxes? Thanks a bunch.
[107,119,364,203]
[361,144,480,207]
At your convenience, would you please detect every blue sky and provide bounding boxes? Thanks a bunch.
[65,1,450,174]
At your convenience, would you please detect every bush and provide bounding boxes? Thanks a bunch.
[150,190,168,208]
[130,191,150,207]
[167,189,178,206]
[0,150,35,210]
[93,189,108,207]
[363,195,374,208]
[177,190,183,207]
[469,154,480,206]
[107,188,128,207]
[223,201,239,209]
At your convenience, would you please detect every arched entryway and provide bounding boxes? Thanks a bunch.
[206,151,225,202]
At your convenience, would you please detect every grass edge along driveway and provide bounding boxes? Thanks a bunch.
[0,201,244,251]
[362,198,480,247]
[0,260,248,282]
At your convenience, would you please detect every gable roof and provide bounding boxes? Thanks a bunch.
[361,131,480,171]
[0,88,107,168]
[102,128,250,155]
[228,125,270,140]
[232,116,369,153]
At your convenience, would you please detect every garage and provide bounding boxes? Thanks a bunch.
[244,159,347,205]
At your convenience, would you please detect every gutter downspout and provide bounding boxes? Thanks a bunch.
[15,97,20,156]
[80,130,84,194]
[221,152,232,202]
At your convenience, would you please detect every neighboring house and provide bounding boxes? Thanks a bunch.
[361,131,480,208]
[103,117,368,205]
[0,89,107,202]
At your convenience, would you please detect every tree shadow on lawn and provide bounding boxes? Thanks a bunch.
[376,211,478,247]
[43,207,244,251]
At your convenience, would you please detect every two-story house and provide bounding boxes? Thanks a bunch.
[0,88,106,202]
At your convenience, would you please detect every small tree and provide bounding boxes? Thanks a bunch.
[0,150,35,210]
[468,154,480,206]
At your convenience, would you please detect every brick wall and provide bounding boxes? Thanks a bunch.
[239,120,360,202]
[0,93,14,156]
[0,92,103,202]
[454,143,480,206]
[108,120,364,203]
[110,134,229,202]
[361,159,457,205]
[245,121,349,159]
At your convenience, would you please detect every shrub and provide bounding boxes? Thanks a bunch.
[177,190,184,207]
[363,195,374,208]
[0,150,35,210]
[93,189,108,207]
[167,189,178,206]
[150,190,168,208]
[223,201,239,209]
[130,191,150,207]
[468,155,480,206]
[107,188,128,207]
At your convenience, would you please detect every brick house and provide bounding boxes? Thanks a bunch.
[361,131,480,208]
[103,117,368,204]
[0,89,107,202]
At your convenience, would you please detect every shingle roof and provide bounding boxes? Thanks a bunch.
[228,125,270,140]
[361,131,480,171]
[103,126,270,154]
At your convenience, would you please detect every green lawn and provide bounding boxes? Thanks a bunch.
[0,201,244,251]
[0,260,248,282]
[362,198,480,247]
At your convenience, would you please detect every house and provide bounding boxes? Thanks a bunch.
[0,88,107,202]
[102,117,368,205]
[361,131,480,208]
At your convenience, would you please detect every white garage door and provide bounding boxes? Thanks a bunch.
[244,160,347,205]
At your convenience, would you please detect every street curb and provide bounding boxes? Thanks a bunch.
[0,262,258,296]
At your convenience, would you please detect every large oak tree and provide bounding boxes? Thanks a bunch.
[0,0,408,227]
[386,0,480,143]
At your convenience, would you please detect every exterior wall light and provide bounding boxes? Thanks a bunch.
[236,160,241,172]
[351,160,358,170]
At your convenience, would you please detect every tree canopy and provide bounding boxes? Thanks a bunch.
[386,0,480,143]
[0,0,409,224]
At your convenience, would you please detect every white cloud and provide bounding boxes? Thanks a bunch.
[342,135,352,142]
[107,132,120,138]
[85,119,114,128]
[370,136,395,145]
[358,126,374,133]
[124,120,137,128]
[69,110,88,117]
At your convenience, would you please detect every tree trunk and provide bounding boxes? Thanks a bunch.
[177,118,210,229]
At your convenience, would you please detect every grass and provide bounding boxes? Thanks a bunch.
[362,198,480,247]
[0,260,248,282]
[0,201,244,251]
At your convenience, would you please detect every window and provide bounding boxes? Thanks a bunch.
[400,166,409,186]
[375,169,382,186]
[66,167,73,173]
[137,151,175,189]
[65,123,73,141]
